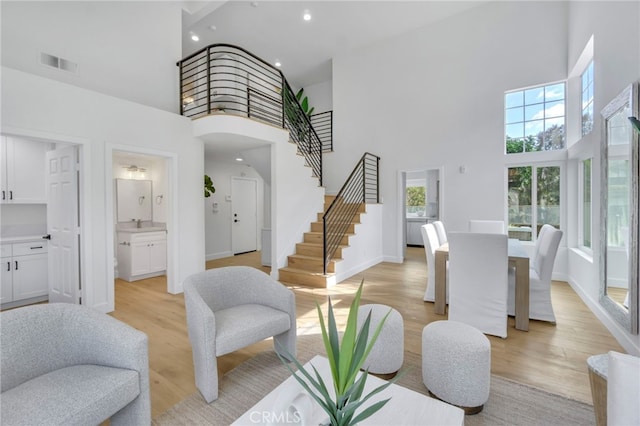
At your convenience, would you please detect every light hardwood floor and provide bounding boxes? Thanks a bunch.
[111,247,624,419]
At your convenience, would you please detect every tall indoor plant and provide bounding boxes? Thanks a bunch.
[278,281,397,426]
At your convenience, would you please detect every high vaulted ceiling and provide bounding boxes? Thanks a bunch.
[181,1,487,88]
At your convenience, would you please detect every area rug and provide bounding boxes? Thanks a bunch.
[154,335,595,426]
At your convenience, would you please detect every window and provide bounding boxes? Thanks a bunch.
[505,82,566,154]
[507,164,561,241]
[581,61,594,136]
[579,158,592,249]
[406,185,426,217]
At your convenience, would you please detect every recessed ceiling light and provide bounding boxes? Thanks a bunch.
[235,156,244,162]
[303,10,311,21]
[275,61,281,67]
[190,33,200,42]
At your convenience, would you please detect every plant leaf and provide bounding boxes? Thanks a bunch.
[349,398,392,424]
[301,97,309,112]
[296,87,304,101]
[308,106,315,116]
[349,310,372,379]
[338,280,365,392]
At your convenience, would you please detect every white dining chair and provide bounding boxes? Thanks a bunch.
[607,351,640,426]
[448,232,509,338]
[508,224,562,323]
[468,220,505,234]
[421,223,447,303]
[433,220,447,245]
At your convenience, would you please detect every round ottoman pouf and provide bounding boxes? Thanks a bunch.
[422,320,490,414]
[357,304,404,378]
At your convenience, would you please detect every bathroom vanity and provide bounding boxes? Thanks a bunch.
[117,228,167,282]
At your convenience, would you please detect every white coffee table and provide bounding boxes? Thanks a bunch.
[232,355,464,425]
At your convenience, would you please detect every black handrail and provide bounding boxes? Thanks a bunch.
[177,43,323,185]
[323,152,380,274]
[310,111,333,152]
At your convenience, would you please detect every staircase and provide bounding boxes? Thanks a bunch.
[278,195,366,288]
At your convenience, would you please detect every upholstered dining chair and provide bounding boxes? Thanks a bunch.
[183,266,297,403]
[448,232,509,338]
[433,220,448,245]
[468,220,505,234]
[421,223,447,303]
[508,224,562,323]
[607,351,640,426]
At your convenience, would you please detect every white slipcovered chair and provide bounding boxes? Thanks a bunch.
[607,351,640,426]
[421,223,447,303]
[469,220,505,234]
[448,232,509,338]
[183,266,297,403]
[433,220,448,245]
[508,224,562,323]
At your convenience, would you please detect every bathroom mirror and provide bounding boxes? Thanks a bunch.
[116,178,152,223]
[599,83,639,334]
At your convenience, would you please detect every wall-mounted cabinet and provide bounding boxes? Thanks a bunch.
[0,136,49,204]
[1,241,48,307]
[117,230,167,281]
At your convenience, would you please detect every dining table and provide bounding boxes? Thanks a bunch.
[434,238,530,331]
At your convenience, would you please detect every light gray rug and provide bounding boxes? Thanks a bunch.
[154,335,595,426]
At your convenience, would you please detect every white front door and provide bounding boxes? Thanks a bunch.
[231,177,258,255]
[46,146,80,304]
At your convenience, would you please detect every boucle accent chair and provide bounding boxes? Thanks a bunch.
[0,303,150,426]
[183,266,296,403]
[357,304,404,378]
[422,320,491,415]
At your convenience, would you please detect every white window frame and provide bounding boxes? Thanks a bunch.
[578,157,593,254]
[505,80,567,154]
[505,161,565,244]
[581,61,594,136]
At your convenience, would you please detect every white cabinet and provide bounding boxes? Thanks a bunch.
[0,136,49,203]
[117,231,167,282]
[1,241,48,307]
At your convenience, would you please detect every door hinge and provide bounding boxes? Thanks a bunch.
[78,297,82,305]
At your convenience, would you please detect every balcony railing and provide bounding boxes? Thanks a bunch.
[177,43,323,185]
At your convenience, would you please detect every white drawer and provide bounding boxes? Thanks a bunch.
[12,241,48,256]
[129,231,166,243]
[1,244,11,258]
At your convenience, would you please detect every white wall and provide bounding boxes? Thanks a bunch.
[335,204,384,283]
[330,1,569,263]
[1,1,180,113]
[565,1,640,355]
[303,79,333,114]
[204,158,264,260]
[2,67,204,312]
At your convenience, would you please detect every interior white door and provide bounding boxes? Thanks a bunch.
[46,146,80,304]
[231,177,258,255]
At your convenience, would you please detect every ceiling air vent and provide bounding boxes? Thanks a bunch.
[40,52,78,74]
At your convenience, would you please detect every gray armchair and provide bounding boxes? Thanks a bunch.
[0,303,150,425]
[184,266,296,403]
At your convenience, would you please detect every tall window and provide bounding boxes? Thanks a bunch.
[581,61,594,136]
[579,158,592,249]
[505,82,566,154]
[507,164,561,241]
[406,185,426,217]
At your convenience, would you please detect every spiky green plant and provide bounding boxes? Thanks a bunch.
[278,280,398,426]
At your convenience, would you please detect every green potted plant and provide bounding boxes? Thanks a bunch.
[278,281,398,426]
[204,174,215,197]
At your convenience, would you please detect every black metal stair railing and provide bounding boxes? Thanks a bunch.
[177,43,323,185]
[323,152,380,274]
[310,111,333,152]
